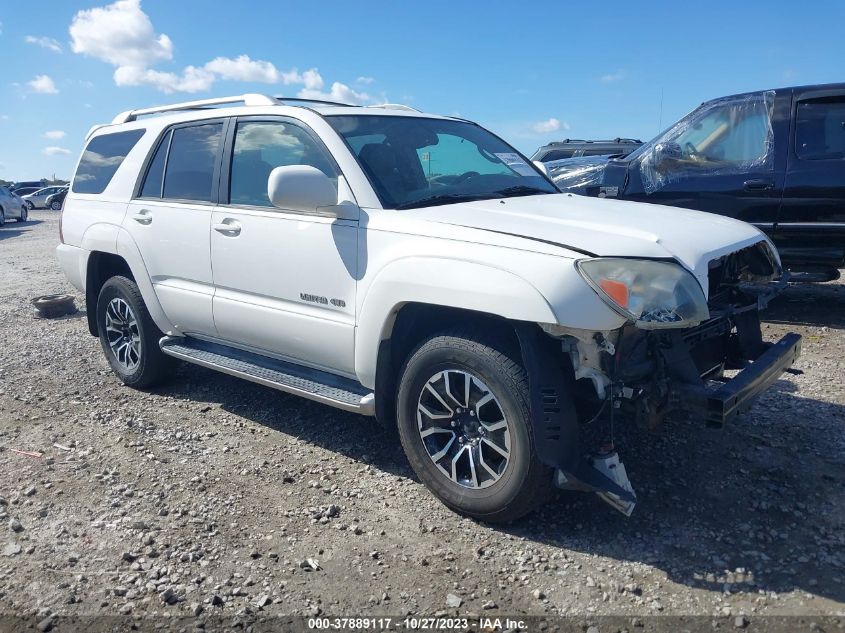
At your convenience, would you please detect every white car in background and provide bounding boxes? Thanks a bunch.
[22,185,68,210]
[0,186,28,225]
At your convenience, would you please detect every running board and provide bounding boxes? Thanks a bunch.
[159,336,375,416]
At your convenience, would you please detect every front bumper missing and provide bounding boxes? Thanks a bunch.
[672,332,802,427]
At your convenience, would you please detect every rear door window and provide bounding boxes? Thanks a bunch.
[72,129,145,194]
[162,123,223,202]
[795,97,845,160]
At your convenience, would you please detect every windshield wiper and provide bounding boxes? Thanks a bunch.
[494,185,553,198]
[395,193,494,210]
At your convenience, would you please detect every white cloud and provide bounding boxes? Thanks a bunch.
[204,55,284,84]
[68,0,372,98]
[28,75,59,94]
[44,130,66,140]
[599,70,625,83]
[43,146,71,156]
[25,35,62,53]
[532,118,564,134]
[114,64,214,93]
[356,76,374,85]
[298,81,371,105]
[70,0,172,67]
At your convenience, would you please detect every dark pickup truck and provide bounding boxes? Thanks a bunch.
[550,83,845,279]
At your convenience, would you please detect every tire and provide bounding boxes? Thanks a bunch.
[96,275,173,389]
[0,208,5,227]
[396,331,555,523]
[50,200,62,211]
[32,294,77,318]
[26,200,34,210]
[17,206,27,222]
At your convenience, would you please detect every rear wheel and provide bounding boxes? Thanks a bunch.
[17,206,27,222]
[96,276,173,388]
[396,331,555,522]
[50,199,62,211]
[0,208,5,227]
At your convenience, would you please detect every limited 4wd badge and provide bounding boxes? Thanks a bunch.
[300,293,346,308]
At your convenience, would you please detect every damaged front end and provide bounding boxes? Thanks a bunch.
[524,241,802,516]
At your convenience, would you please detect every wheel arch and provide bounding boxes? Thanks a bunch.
[82,226,174,337]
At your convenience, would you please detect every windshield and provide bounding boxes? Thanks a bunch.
[327,115,556,209]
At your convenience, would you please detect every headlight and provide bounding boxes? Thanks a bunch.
[576,258,709,329]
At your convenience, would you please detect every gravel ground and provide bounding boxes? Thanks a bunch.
[0,211,843,630]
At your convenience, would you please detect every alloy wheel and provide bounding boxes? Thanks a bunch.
[104,297,141,371]
[416,369,511,489]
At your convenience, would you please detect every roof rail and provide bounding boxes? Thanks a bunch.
[275,97,356,108]
[367,103,420,112]
[112,93,277,124]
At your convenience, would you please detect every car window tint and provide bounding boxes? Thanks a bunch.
[72,129,145,194]
[582,148,614,156]
[163,123,223,202]
[140,130,171,198]
[229,121,337,207]
[796,98,845,160]
[542,150,575,161]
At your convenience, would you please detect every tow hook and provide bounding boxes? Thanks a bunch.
[554,447,637,516]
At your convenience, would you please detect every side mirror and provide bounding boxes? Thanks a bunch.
[267,165,338,215]
[652,141,683,171]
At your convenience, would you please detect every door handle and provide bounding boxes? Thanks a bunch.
[130,209,153,225]
[743,179,774,191]
[212,219,242,236]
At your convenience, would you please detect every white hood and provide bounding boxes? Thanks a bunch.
[414,193,771,291]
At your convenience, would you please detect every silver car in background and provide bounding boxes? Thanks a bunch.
[22,185,68,210]
[0,186,28,225]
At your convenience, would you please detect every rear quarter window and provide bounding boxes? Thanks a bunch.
[72,129,145,194]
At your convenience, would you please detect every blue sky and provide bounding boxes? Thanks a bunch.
[1,0,844,181]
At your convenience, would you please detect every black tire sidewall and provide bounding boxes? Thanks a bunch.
[96,277,161,387]
[397,340,541,519]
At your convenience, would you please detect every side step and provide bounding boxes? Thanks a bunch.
[160,336,375,415]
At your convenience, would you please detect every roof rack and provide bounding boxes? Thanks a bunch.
[111,93,421,125]
[112,93,277,124]
[367,103,420,112]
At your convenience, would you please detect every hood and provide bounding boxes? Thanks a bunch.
[413,193,770,294]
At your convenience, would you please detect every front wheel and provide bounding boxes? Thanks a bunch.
[17,207,27,222]
[96,276,173,388]
[26,200,34,210]
[0,209,5,227]
[50,200,62,211]
[396,331,555,523]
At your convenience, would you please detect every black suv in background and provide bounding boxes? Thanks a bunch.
[532,138,643,162]
[550,83,845,279]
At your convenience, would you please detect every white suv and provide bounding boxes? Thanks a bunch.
[57,94,801,522]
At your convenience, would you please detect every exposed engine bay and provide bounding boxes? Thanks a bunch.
[541,241,802,515]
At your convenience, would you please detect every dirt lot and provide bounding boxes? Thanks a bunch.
[1,211,843,630]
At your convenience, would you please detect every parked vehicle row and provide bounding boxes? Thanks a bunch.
[532,138,642,163]
[22,184,68,210]
[549,82,845,280]
[56,93,800,522]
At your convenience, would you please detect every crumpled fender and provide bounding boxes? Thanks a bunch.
[354,256,558,388]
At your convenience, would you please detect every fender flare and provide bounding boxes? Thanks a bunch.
[355,257,558,388]
[80,223,175,335]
